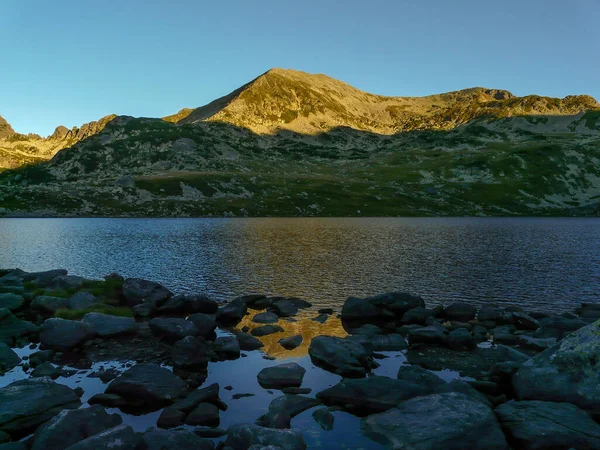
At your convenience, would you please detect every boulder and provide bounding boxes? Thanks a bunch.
[149,318,197,343]
[251,325,284,337]
[81,313,138,337]
[309,336,374,377]
[278,335,303,350]
[53,275,87,290]
[257,363,306,389]
[22,269,68,286]
[495,400,600,450]
[478,306,505,322]
[122,278,171,308]
[341,292,425,324]
[142,429,214,450]
[0,442,26,449]
[401,307,435,325]
[185,403,220,427]
[225,424,306,450]
[172,336,212,369]
[0,378,81,438]
[362,392,508,450]
[534,316,587,339]
[447,328,475,350]
[0,308,37,345]
[444,302,477,322]
[317,370,444,415]
[0,294,23,311]
[64,424,141,450]
[512,312,540,330]
[513,319,600,417]
[408,325,447,346]
[68,292,99,310]
[31,361,59,379]
[253,312,280,324]
[216,299,247,324]
[157,294,218,315]
[237,332,265,351]
[156,407,185,429]
[28,349,54,367]
[270,300,298,318]
[106,363,187,408]
[312,408,334,431]
[189,313,217,339]
[30,405,122,450]
[370,334,408,351]
[172,383,223,413]
[0,343,20,373]
[213,336,241,359]
[258,395,321,429]
[40,318,96,351]
[311,314,328,324]
[434,379,492,407]
[31,296,69,313]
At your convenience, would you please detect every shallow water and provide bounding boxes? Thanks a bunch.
[1,217,599,313]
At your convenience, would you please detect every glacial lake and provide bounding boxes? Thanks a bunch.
[1,217,599,313]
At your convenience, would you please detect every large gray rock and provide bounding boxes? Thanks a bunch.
[122,278,171,308]
[408,325,447,346]
[253,312,280,324]
[157,294,218,315]
[270,300,298,318]
[142,429,214,450]
[237,332,264,350]
[68,292,99,310]
[22,269,68,286]
[189,313,217,339]
[64,424,141,450]
[172,336,212,369]
[444,302,477,322]
[0,294,23,311]
[40,318,96,351]
[257,363,306,389]
[258,395,321,429]
[225,424,306,450]
[31,405,122,450]
[513,319,600,417]
[149,318,197,343]
[213,336,241,359]
[172,383,223,414]
[362,392,508,450]
[82,313,138,337]
[106,363,187,408]
[0,378,81,438]
[216,298,247,323]
[185,402,220,427]
[278,335,303,350]
[31,296,69,313]
[495,400,600,450]
[308,336,374,378]
[0,343,20,373]
[0,308,37,345]
[341,292,425,323]
[317,369,444,415]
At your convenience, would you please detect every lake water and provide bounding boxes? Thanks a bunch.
[1,217,599,313]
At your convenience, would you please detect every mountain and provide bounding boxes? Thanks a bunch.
[0,115,116,170]
[0,68,599,217]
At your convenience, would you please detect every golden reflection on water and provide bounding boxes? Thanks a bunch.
[235,309,348,358]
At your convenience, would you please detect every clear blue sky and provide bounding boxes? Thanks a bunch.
[1,0,599,136]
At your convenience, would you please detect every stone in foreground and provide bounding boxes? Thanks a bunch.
[495,400,600,450]
[0,343,20,373]
[0,378,81,438]
[362,392,508,450]
[257,363,306,389]
[308,335,374,377]
[64,424,141,450]
[82,313,138,337]
[40,318,96,351]
[142,428,214,450]
[225,424,306,450]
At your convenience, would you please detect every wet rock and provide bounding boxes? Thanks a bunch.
[213,336,241,359]
[122,278,171,308]
[65,424,141,450]
[106,363,187,408]
[281,387,311,395]
[489,325,519,345]
[513,319,600,417]
[341,292,425,324]
[143,428,214,450]
[516,335,557,352]
[194,427,227,438]
[444,302,477,322]
[28,349,53,367]
[31,361,59,379]
[0,294,23,311]
[232,393,255,400]
[0,378,81,438]
[370,334,408,351]
[189,313,217,339]
[217,299,248,324]
[67,292,99,310]
[149,318,197,343]
[253,312,280,324]
[40,318,96,351]
[434,379,492,407]
[251,297,279,310]
[82,313,138,337]
[87,368,120,383]
[157,407,186,429]
[258,395,321,429]
[401,307,435,325]
[408,325,447,346]
[478,306,504,322]
[317,370,444,415]
[289,298,312,309]
[309,336,374,378]
[318,308,334,315]
[172,336,212,369]
[238,294,268,307]
[534,316,587,339]
[236,332,264,351]
[311,314,328,324]
[257,363,306,389]
[270,300,298,318]
[447,328,475,350]
[31,296,69,313]
[157,294,218,315]
[0,442,26,450]
[225,424,306,450]
[278,335,303,350]
[312,408,334,431]
[0,343,20,373]
[172,383,225,413]
[185,403,220,427]
[362,392,508,450]
[30,405,122,450]
[87,393,127,408]
[251,325,284,337]
[495,400,600,450]
[512,312,540,330]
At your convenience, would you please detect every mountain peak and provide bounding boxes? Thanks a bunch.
[0,115,15,139]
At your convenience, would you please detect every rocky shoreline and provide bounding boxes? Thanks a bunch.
[1,268,600,449]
